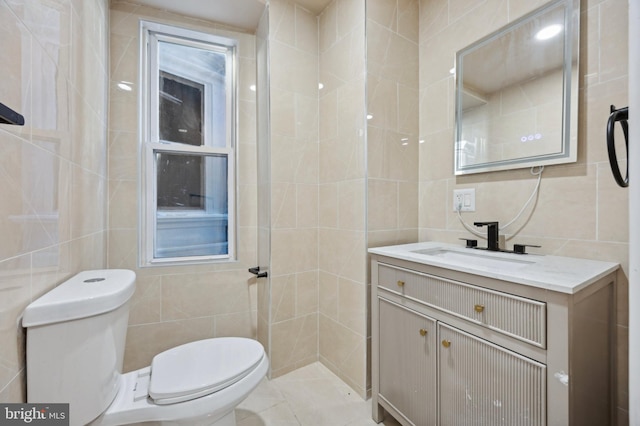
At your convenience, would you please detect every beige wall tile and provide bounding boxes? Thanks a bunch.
[419,0,447,41]
[319,229,366,282]
[319,0,337,52]
[321,29,365,85]
[319,89,338,140]
[367,179,398,231]
[271,90,297,138]
[271,313,318,374]
[107,229,137,269]
[271,228,318,276]
[272,182,298,228]
[367,229,419,249]
[584,76,628,164]
[215,310,256,339]
[270,0,296,45]
[366,0,397,32]
[367,75,398,131]
[319,270,339,320]
[0,0,109,402]
[123,317,215,371]
[598,162,629,242]
[108,179,137,230]
[421,78,452,135]
[297,184,319,228]
[319,183,339,228]
[337,277,366,335]
[271,41,319,97]
[598,0,628,84]
[110,32,138,83]
[419,129,455,181]
[161,270,254,320]
[319,314,366,396]
[295,5,318,53]
[296,271,319,316]
[338,179,365,231]
[271,274,297,323]
[337,0,364,39]
[266,0,322,375]
[128,274,161,325]
[398,181,419,229]
[367,21,418,87]
[108,131,137,180]
[397,0,419,43]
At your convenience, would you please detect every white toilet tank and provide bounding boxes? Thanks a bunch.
[23,270,136,426]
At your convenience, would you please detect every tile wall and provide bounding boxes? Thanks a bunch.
[365,0,420,394]
[418,0,629,421]
[317,0,368,397]
[0,0,110,402]
[265,0,320,378]
[108,1,259,372]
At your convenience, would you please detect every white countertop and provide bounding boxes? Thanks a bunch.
[368,242,619,294]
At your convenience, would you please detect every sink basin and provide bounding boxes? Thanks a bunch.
[411,248,535,271]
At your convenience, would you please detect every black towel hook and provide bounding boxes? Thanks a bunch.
[606,104,629,188]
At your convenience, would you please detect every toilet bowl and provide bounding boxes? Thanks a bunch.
[22,270,268,426]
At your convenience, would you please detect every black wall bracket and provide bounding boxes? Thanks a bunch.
[0,102,25,126]
[248,266,268,278]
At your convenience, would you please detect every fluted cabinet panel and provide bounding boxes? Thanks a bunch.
[378,298,437,426]
[379,263,546,347]
[438,323,546,426]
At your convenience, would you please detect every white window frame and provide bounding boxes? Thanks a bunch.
[139,21,237,267]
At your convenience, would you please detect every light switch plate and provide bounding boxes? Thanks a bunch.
[453,188,476,212]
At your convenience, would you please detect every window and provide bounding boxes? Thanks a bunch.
[140,21,237,266]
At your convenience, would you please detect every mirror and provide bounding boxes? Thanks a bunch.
[454,0,579,175]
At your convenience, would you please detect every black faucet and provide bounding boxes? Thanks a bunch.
[474,221,500,251]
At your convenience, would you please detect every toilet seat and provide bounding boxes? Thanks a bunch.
[149,337,265,405]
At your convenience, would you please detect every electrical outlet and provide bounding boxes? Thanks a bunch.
[453,188,476,212]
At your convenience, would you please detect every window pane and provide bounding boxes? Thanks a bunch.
[159,71,203,146]
[158,41,227,148]
[156,153,204,209]
[155,153,229,258]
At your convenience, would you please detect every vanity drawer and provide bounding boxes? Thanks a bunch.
[378,263,546,348]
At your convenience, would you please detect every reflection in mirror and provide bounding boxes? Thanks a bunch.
[454,0,579,175]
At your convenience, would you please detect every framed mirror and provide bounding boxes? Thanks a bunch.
[454,0,580,175]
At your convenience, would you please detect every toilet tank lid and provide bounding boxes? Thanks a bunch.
[22,269,136,328]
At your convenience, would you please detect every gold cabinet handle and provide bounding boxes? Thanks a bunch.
[474,304,485,313]
[397,280,405,287]
[419,328,428,336]
[442,339,451,348]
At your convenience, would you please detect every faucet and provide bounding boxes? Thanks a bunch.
[474,221,500,251]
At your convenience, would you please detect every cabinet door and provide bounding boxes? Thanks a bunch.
[438,323,546,426]
[379,298,437,426]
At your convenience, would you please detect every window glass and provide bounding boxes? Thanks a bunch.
[159,71,204,146]
[155,154,229,258]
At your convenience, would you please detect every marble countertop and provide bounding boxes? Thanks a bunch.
[368,242,619,294]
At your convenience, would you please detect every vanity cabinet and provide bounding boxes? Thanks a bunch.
[370,244,618,426]
[378,298,437,426]
[438,323,545,425]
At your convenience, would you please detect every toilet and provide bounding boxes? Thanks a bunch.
[22,270,268,426]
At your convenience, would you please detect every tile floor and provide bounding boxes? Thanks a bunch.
[235,363,402,426]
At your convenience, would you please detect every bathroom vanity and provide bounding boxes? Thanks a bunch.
[369,242,619,426]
